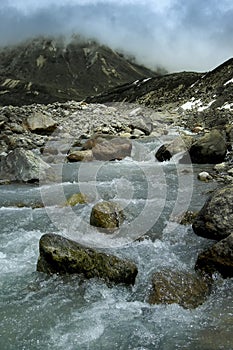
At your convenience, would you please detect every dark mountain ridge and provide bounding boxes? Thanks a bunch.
[0,35,157,106]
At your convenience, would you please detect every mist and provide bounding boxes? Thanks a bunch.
[0,0,233,72]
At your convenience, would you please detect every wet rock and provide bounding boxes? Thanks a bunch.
[26,112,57,134]
[193,184,233,240]
[92,137,132,161]
[37,233,138,285]
[155,144,172,162]
[90,201,125,230]
[0,147,51,182]
[155,135,193,162]
[171,210,198,225]
[64,193,89,206]
[195,233,233,278]
[67,150,93,162]
[189,129,227,164]
[148,269,211,309]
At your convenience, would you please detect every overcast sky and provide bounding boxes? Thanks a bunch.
[0,0,233,72]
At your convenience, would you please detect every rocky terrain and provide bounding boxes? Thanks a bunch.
[0,35,232,307]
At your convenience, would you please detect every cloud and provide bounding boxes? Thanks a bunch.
[0,0,233,72]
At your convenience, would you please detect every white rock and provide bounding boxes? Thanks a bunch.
[198,171,213,182]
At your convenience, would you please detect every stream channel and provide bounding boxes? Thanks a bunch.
[0,136,232,349]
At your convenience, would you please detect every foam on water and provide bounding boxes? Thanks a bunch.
[0,141,232,349]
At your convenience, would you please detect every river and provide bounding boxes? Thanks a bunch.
[0,137,232,349]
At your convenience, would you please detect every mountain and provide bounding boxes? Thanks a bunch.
[87,57,233,128]
[87,58,233,109]
[0,35,157,106]
[0,34,232,130]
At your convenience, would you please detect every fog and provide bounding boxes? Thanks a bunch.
[0,0,233,72]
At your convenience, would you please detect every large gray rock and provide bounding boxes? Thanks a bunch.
[188,129,227,164]
[195,233,233,278]
[90,201,125,230]
[91,136,132,161]
[37,233,138,285]
[129,117,153,136]
[148,269,211,309]
[0,148,51,182]
[155,135,193,162]
[26,112,57,134]
[192,185,233,240]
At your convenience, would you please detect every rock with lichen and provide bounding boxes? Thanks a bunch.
[90,201,125,230]
[64,193,89,206]
[37,233,138,285]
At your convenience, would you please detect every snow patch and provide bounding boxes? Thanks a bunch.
[180,98,201,110]
[142,77,152,83]
[180,98,216,112]
[224,78,233,86]
[218,102,233,110]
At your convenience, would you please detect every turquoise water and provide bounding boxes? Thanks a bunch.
[0,140,232,349]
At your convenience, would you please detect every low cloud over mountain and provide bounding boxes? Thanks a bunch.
[0,0,233,72]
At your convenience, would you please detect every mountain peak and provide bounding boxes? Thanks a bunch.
[0,35,158,106]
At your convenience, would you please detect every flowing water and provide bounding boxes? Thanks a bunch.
[0,138,232,350]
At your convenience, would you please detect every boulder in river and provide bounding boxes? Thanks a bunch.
[0,147,51,182]
[148,269,212,309]
[90,201,125,230]
[155,135,193,162]
[37,233,138,285]
[90,136,132,161]
[155,144,172,162]
[192,184,233,240]
[67,150,93,162]
[195,233,233,278]
[188,129,227,164]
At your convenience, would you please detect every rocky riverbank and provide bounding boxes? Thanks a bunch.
[1,97,232,308]
[0,100,173,182]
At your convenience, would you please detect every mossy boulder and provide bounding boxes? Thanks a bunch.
[148,269,212,309]
[37,233,138,285]
[65,193,89,206]
[90,201,125,230]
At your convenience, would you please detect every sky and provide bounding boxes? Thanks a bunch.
[0,0,233,72]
